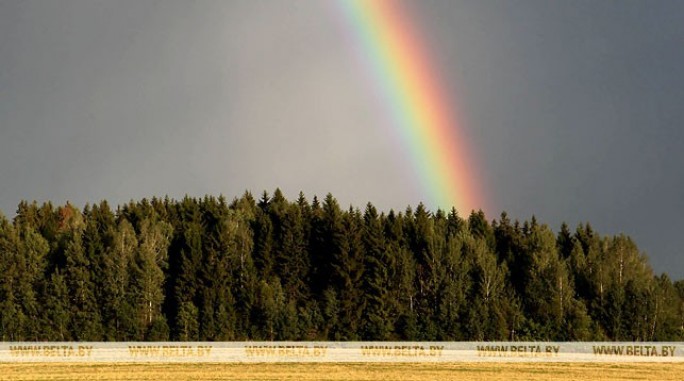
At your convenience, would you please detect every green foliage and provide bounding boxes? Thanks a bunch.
[131,217,171,338]
[44,270,71,340]
[362,204,394,340]
[0,193,680,341]
[101,220,137,340]
[62,207,103,340]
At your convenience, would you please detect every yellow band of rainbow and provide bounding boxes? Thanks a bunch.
[337,0,485,213]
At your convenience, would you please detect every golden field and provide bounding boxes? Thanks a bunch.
[0,363,683,381]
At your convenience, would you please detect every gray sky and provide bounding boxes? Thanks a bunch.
[1,1,683,278]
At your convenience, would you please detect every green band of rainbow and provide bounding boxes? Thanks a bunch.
[337,0,485,213]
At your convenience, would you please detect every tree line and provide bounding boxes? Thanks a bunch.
[0,190,682,341]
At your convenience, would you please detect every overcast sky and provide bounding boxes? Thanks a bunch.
[1,0,683,278]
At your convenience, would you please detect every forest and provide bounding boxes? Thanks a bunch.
[0,190,682,342]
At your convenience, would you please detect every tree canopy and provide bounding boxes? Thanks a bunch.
[0,193,682,341]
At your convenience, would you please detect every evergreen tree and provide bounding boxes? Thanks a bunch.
[44,269,71,340]
[176,301,199,341]
[101,220,137,340]
[675,280,684,338]
[253,191,276,279]
[17,226,50,340]
[62,205,103,340]
[362,203,394,339]
[410,203,441,339]
[168,198,204,339]
[131,217,171,339]
[276,203,310,313]
[468,209,495,249]
[197,196,236,340]
[436,230,471,340]
[0,217,23,340]
[225,204,257,339]
[309,193,344,314]
[330,208,365,339]
[394,243,418,340]
[0,194,682,341]
[82,201,116,326]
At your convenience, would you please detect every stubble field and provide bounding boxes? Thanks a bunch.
[0,363,683,381]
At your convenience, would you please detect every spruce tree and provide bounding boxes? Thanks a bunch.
[331,208,365,340]
[61,205,103,340]
[44,269,71,340]
[101,220,137,340]
[362,203,393,339]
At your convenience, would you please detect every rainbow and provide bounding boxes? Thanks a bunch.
[336,0,485,214]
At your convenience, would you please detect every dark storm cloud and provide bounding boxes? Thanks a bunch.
[1,0,683,277]
[415,0,684,277]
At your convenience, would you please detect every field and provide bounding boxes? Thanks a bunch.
[1,363,683,381]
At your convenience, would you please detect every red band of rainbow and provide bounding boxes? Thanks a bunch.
[336,0,486,214]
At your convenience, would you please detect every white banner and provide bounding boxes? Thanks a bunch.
[1,342,682,363]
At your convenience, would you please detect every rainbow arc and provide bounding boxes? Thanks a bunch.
[337,0,486,213]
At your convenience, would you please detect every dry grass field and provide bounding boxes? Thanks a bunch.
[0,363,683,381]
